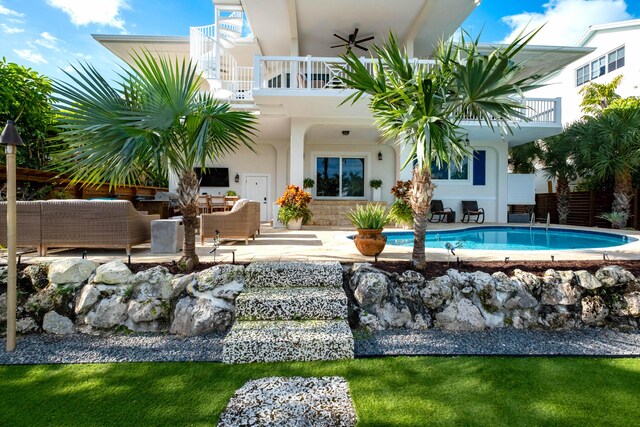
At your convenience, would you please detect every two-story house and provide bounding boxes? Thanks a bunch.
[94,0,591,224]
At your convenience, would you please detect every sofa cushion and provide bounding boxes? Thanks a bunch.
[231,198,248,212]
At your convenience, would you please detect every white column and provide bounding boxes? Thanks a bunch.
[496,142,509,223]
[289,119,306,188]
[398,144,413,181]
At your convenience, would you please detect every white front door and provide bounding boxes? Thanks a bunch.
[245,175,269,222]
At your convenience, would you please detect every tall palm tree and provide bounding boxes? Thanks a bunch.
[339,31,540,268]
[538,133,579,225]
[509,140,543,174]
[570,97,640,228]
[53,52,256,270]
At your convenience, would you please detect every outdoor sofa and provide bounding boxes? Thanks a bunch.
[0,200,159,256]
[200,200,260,245]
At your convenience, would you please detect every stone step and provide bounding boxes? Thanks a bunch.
[222,320,354,364]
[236,287,348,321]
[245,261,343,289]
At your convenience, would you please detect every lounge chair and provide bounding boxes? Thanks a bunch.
[427,200,453,223]
[461,200,485,224]
[200,200,260,245]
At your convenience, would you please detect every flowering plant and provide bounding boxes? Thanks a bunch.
[276,185,313,225]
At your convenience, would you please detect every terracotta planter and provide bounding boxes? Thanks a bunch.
[287,218,303,230]
[353,228,387,256]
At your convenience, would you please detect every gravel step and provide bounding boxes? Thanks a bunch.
[222,320,354,364]
[245,261,343,289]
[236,287,348,321]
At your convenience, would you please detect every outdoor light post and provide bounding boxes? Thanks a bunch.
[1,120,24,352]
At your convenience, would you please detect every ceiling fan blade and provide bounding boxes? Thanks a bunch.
[352,27,359,40]
[354,44,368,51]
[355,36,374,43]
[330,44,347,48]
[333,33,349,43]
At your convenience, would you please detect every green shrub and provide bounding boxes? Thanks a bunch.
[369,179,383,189]
[303,178,315,189]
[389,199,413,224]
[346,204,390,229]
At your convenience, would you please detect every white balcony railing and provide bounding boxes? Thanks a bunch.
[255,55,435,90]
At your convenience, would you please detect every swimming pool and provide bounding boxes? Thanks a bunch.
[382,226,637,251]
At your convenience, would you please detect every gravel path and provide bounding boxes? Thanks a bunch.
[2,329,640,365]
[355,328,640,357]
[0,334,224,365]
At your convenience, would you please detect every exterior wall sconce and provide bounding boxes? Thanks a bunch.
[378,151,383,161]
[341,130,350,136]
[234,173,240,183]
[465,135,470,146]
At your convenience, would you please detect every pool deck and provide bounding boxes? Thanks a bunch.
[8,222,640,266]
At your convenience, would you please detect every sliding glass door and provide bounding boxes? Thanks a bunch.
[316,156,365,198]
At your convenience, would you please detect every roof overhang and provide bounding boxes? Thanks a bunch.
[93,34,190,66]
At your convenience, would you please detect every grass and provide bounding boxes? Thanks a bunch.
[2,356,640,426]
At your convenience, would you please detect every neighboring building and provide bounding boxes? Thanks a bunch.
[94,0,590,223]
[528,19,640,125]
[525,19,639,193]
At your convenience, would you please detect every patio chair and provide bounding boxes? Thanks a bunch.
[461,200,485,224]
[197,195,210,214]
[427,200,453,223]
[200,200,260,245]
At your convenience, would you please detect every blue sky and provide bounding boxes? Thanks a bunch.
[1,0,639,81]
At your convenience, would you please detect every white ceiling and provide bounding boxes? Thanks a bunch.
[242,0,477,57]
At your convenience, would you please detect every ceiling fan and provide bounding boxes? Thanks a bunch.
[331,28,374,52]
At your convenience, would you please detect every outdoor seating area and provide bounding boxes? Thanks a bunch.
[0,200,158,256]
[197,194,239,213]
[427,200,454,223]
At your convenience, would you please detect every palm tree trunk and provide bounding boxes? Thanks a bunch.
[612,170,633,229]
[176,169,200,271]
[556,174,570,225]
[408,167,436,269]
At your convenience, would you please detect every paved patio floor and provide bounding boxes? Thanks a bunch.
[11,222,640,265]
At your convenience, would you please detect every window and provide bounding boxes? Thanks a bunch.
[316,156,365,197]
[430,157,469,181]
[590,56,606,80]
[576,45,626,86]
[576,64,590,86]
[608,46,625,72]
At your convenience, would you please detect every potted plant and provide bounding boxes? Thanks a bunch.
[389,180,413,228]
[303,178,315,189]
[276,185,313,230]
[225,190,238,196]
[370,179,383,201]
[346,203,391,256]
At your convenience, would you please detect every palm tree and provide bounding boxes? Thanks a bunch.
[509,141,542,174]
[538,133,579,225]
[53,52,256,270]
[569,98,640,228]
[579,75,622,116]
[339,31,540,268]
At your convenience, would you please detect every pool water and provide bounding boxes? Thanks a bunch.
[383,226,636,251]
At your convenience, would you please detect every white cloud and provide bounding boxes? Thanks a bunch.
[46,0,128,30]
[500,0,633,46]
[1,23,23,34]
[13,49,48,64]
[35,31,60,50]
[0,3,24,17]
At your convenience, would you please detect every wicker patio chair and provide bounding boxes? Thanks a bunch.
[461,200,485,224]
[427,200,453,223]
[200,200,260,245]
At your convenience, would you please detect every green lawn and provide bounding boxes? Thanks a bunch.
[2,357,639,426]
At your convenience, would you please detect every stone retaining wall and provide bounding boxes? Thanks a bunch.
[1,260,639,336]
[347,264,640,331]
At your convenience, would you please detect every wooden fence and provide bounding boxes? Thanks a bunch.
[0,167,172,217]
[534,189,639,229]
